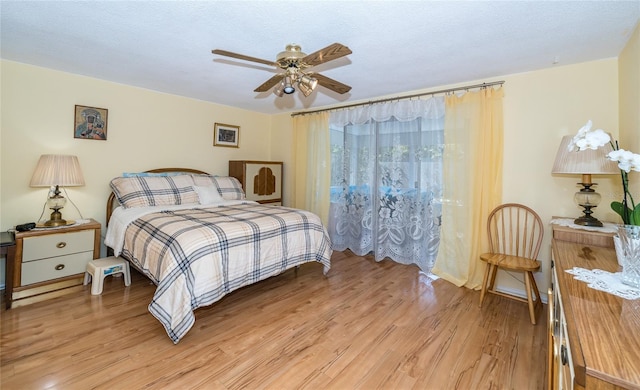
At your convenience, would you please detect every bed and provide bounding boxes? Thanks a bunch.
[104,168,332,343]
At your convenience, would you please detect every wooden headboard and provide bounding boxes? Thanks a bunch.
[106,167,210,226]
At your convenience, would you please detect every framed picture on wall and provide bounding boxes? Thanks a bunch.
[74,105,108,140]
[214,123,240,148]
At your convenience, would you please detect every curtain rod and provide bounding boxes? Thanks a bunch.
[291,80,505,117]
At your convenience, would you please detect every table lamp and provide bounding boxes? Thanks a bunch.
[552,135,619,227]
[30,154,85,227]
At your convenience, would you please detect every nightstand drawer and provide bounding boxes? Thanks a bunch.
[22,230,94,262]
[21,251,93,285]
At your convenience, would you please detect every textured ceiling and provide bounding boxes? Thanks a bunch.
[1,1,638,114]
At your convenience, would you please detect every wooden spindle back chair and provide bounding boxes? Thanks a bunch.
[479,203,544,324]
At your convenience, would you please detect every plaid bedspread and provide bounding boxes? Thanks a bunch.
[119,203,332,343]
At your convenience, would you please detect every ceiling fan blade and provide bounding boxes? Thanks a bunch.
[302,43,352,67]
[254,74,285,92]
[312,73,352,94]
[212,49,277,67]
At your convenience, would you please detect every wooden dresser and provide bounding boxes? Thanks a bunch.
[229,160,283,205]
[550,223,640,389]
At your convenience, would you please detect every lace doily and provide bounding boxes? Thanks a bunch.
[551,218,619,233]
[32,219,91,231]
[566,267,640,300]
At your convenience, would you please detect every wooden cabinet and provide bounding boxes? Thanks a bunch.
[229,160,283,205]
[549,223,640,389]
[7,219,101,308]
[550,256,579,390]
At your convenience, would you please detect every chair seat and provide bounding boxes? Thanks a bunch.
[480,253,541,272]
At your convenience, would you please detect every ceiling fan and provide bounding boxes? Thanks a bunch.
[211,42,352,97]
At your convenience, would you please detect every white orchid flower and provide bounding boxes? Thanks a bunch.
[567,120,592,151]
[568,120,590,151]
[576,120,592,137]
[608,149,640,173]
[568,121,611,152]
[575,128,610,150]
[632,153,640,172]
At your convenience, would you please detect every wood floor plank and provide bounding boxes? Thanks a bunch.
[1,250,547,389]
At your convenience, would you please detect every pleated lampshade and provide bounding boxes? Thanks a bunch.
[30,154,85,187]
[552,136,619,175]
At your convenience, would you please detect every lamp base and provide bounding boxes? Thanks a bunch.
[574,215,603,227]
[43,209,67,227]
[573,182,604,227]
[43,218,68,227]
[36,220,75,228]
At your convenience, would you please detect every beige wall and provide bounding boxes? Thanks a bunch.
[619,22,640,152]
[618,22,640,206]
[0,60,273,241]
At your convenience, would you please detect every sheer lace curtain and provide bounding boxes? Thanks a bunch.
[328,98,445,272]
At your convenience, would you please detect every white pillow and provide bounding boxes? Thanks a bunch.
[194,185,225,204]
[191,174,245,200]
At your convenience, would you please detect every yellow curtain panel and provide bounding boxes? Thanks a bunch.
[292,112,331,226]
[432,87,504,289]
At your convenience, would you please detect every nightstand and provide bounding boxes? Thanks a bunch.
[7,219,101,308]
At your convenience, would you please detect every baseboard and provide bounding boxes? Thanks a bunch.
[494,285,548,305]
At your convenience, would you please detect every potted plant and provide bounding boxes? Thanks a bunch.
[568,120,640,287]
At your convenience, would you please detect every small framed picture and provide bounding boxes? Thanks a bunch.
[214,123,240,148]
[74,105,108,140]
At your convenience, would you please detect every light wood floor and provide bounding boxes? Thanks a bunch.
[1,250,547,389]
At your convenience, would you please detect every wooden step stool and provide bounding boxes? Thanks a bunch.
[83,256,131,295]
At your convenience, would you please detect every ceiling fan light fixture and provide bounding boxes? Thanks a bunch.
[298,81,313,97]
[273,82,285,97]
[299,74,318,91]
[283,75,295,94]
